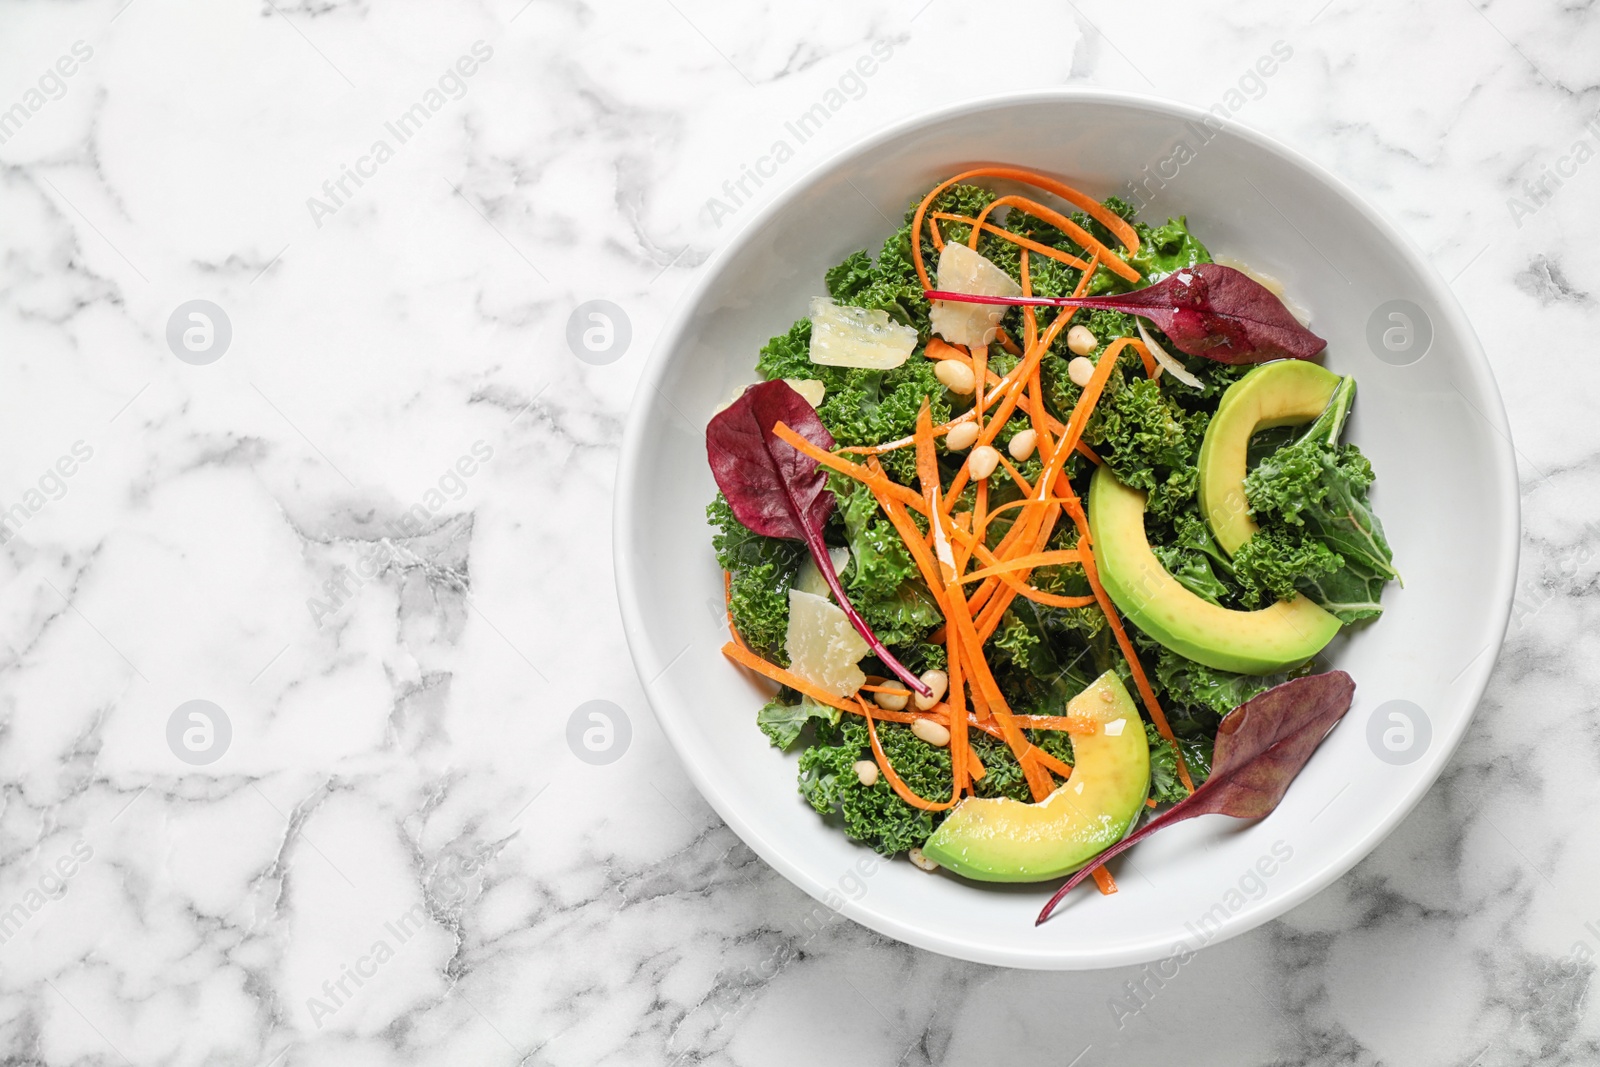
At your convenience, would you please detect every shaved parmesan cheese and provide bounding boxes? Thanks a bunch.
[808,297,918,369]
[783,378,826,407]
[929,242,1023,348]
[785,588,869,697]
[794,545,851,599]
[1137,319,1202,389]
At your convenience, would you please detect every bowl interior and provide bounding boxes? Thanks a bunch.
[616,92,1517,969]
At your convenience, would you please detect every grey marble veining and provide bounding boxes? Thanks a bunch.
[0,0,1592,1064]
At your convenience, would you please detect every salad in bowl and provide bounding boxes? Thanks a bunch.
[703,166,1397,922]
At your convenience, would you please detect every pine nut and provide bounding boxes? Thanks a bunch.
[1008,428,1037,461]
[913,669,948,711]
[911,718,951,747]
[944,421,980,451]
[1067,325,1098,356]
[854,760,879,786]
[966,444,1001,481]
[873,681,909,711]
[934,359,976,395]
[1067,356,1095,388]
[908,847,939,872]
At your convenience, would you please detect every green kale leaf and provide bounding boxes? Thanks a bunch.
[1129,216,1212,281]
[798,719,946,855]
[707,494,804,661]
[754,318,819,383]
[828,475,942,652]
[728,562,795,662]
[758,696,838,750]
[1244,376,1398,622]
[1146,725,1191,805]
[1086,371,1207,525]
[1145,637,1294,721]
[1230,525,1343,608]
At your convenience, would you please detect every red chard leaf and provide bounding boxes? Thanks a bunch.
[1037,670,1356,924]
[926,263,1326,364]
[707,380,836,542]
[706,380,930,697]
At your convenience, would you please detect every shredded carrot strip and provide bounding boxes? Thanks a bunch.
[1020,249,1039,359]
[1057,487,1195,794]
[971,194,1140,283]
[957,550,1081,584]
[972,344,988,432]
[1093,867,1118,895]
[930,211,1093,271]
[1029,745,1074,782]
[994,454,1034,497]
[942,252,1098,510]
[946,590,1052,801]
[976,507,1063,643]
[945,598,969,795]
[1130,337,1159,380]
[771,423,926,513]
[911,167,1140,292]
[948,524,1092,611]
[722,642,874,719]
[925,337,967,362]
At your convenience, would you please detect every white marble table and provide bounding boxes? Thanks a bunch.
[0,0,1590,1063]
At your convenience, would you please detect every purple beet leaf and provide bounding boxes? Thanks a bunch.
[927,263,1326,364]
[1037,670,1357,924]
[707,379,930,697]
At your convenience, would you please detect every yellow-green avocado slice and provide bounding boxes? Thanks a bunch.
[919,672,1149,883]
[1198,360,1343,554]
[1089,465,1339,674]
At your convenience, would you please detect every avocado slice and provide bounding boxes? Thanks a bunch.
[1089,465,1339,674]
[920,672,1149,883]
[1198,360,1343,554]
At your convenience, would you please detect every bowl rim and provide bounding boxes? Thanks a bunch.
[614,87,1520,969]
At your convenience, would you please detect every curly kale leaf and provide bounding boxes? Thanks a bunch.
[799,719,946,855]
[757,696,838,750]
[1129,216,1212,281]
[1244,376,1397,621]
[797,718,1089,854]
[1146,725,1193,805]
[1154,510,1238,606]
[829,475,942,650]
[707,495,803,660]
[1153,542,1232,605]
[989,598,1109,716]
[1230,525,1343,608]
[1086,371,1208,525]
[727,563,794,661]
[753,318,819,383]
[1143,636,1295,721]
[827,358,953,448]
[824,250,876,302]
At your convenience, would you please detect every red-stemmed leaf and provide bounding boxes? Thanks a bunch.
[926,263,1326,364]
[707,380,930,697]
[1037,670,1356,925]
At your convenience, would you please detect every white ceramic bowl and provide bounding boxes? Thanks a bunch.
[615,90,1518,969]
